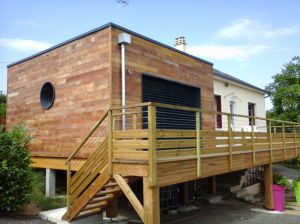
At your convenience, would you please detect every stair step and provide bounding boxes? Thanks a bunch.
[76,207,103,219]
[104,182,119,188]
[89,194,115,203]
[286,200,300,210]
[104,178,129,188]
[82,201,108,212]
[96,187,121,196]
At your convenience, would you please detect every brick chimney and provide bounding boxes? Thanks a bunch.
[174,36,186,52]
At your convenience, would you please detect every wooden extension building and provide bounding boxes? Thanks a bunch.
[6,23,300,223]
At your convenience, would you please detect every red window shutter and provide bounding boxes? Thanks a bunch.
[216,96,222,128]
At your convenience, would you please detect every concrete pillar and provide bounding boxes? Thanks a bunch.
[45,168,56,197]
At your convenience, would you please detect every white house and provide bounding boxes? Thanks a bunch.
[213,69,266,132]
[174,37,267,132]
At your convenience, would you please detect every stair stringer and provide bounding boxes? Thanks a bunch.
[63,166,110,221]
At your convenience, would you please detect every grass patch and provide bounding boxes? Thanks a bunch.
[37,196,66,211]
[30,170,66,211]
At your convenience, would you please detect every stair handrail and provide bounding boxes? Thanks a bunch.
[66,110,109,165]
[66,110,109,218]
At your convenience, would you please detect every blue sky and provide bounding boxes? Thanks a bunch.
[0,0,299,109]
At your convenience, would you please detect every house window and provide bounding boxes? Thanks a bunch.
[40,82,55,110]
[248,103,256,125]
[214,95,222,128]
[229,101,236,129]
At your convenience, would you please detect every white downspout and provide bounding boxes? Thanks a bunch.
[121,43,126,130]
[118,33,131,130]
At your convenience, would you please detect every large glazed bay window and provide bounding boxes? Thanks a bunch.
[214,95,222,128]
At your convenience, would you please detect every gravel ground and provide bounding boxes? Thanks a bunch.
[273,165,298,179]
[1,200,300,224]
[0,214,54,224]
[162,199,300,224]
[1,165,298,224]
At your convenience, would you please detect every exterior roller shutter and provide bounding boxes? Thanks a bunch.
[142,74,201,130]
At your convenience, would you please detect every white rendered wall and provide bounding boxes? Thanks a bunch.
[213,78,266,132]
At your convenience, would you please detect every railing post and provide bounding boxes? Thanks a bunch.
[196,111,201,177]
[242,129,246,146]
[133,113,137,130]
[251,116,256,166]
[227,114,233,170]
[282,122,286,160]
[268,120,273,163]
[112,115,116,132]
[148,104,157,187]
[293,124,297,157]
[133,113,137,140]
[108,110,113,176]
[66,162,71,217]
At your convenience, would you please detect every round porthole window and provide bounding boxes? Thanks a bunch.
[40,82,55,110]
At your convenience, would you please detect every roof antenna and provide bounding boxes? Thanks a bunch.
[116,0,129,24]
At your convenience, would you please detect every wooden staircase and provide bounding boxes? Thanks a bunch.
[62,112,133,221]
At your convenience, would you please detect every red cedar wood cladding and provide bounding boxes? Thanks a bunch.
[7,28,111,158]
[111,27,214,130]
[6,26,214,163]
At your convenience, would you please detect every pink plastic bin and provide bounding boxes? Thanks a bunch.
[273,184,285,211]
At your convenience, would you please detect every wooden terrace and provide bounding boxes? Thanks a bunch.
[63,102,300,223]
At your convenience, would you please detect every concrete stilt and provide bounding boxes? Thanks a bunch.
[46,168,56,197]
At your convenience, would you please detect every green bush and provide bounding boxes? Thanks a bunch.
[0,104,6,118]
[0,94,6,118]
[273,173,291,188]
[0,94,5,104]
[0,124,32,212]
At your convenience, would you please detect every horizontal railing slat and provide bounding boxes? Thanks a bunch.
[71,137,108,185]
[113,129,148,139]
[113,140,149,149]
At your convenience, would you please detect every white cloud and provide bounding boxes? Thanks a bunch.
[186,44,271,61]
[264,25,299,38]
[0,38,51,51]
[216,18,298,40]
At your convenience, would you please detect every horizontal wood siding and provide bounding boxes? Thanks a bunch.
[110,27,214,130]
[7,28,111,159]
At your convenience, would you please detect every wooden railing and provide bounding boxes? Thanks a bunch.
[110,102,300,187]
[64,102,300,219]
[65,111,109,218]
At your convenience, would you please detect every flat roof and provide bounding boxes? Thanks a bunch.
[8,22,213,68]
[213,68,267,94]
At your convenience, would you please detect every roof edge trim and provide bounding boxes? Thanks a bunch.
[213,69,267,94]
[8,22,213,68]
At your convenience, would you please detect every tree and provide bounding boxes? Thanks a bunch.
[265,56,300,122]
[0,94,5,118]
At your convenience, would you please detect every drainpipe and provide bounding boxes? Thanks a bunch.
[118,33,131,130]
